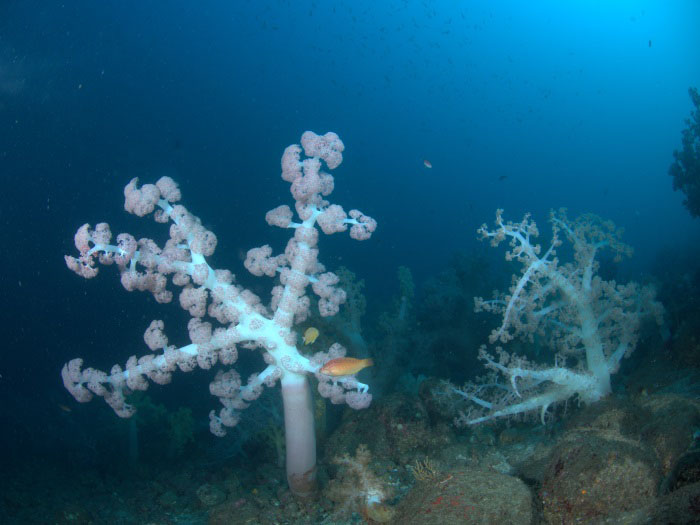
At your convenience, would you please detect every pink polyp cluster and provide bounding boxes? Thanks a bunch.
[300,130,344,170]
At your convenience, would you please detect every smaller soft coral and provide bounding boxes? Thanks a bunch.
[447,209,663,425]
[325,444,395,523]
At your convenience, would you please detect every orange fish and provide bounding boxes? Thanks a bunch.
[423,159,432,168]
[320,357,374,376]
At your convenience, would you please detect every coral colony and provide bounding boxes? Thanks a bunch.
[669,87,700,218]
[450,209,663,425]
[62,132,376,497]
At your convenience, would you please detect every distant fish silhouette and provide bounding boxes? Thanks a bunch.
[648,40,652,48]
[498,175,508,181]
[423,159,432,169]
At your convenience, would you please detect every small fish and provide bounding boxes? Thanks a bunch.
[303,326,319,345]
[498,175,508,181]
[320,357,374,376]
[423,159,432,169]
[648,39,652,48]
[58,404,72,413]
